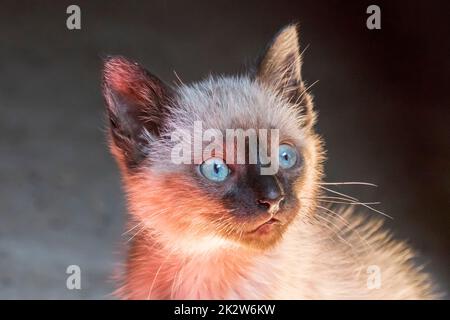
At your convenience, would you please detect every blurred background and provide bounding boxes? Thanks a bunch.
[0,0,448,299]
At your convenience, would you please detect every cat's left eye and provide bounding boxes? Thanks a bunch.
[200,158,230,182]
[279,144,298,169]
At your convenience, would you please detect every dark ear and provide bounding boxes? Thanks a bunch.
[102,56,172,168]
[257,24,315,129]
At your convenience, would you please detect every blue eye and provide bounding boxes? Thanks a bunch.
[200,158,230,182]
[279,144,298,169]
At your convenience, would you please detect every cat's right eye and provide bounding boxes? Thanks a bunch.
[199,158,230,182]
[278,144,298,169]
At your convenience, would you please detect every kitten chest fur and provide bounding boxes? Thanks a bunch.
[118,213,436,299]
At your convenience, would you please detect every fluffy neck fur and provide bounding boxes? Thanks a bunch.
[116,205,438,299]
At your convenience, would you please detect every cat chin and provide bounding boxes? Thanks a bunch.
[221,208,298,251]
[157,219,291,254]
[220,218,292,252]
[243,222,291,250]
[160,228,287,254]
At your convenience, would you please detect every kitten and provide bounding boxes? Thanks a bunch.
[102,25,439,299]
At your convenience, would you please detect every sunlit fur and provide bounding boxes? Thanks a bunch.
[105,25,439,299]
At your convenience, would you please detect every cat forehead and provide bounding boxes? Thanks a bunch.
[169,76,303,134]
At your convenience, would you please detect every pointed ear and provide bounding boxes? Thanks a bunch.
[257,24,315,129]
[102,56,172,168]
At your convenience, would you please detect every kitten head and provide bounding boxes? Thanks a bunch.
[102,25,324,252]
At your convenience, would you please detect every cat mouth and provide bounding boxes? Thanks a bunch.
[248,217,282,235]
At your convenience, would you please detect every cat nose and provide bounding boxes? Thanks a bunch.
[248,169,285,213]
[257,190,285,213]
[257,196,284,213]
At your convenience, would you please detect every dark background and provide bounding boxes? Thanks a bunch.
[0,0,448,299]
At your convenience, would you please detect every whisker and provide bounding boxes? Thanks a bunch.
[170,254,188,299]
[317,196,360,202]
[319,186,359,202]
[127,225,146,243]
[300,43,310,58]
[293,79,319,106]
[300,196,380,206]
[320,182,378,187]
[317,205,372,253]
[147,247,176,299]
[319,186,393,219]
[172,70,185,87]
[317,199,381,206]
[313,213,367,271]
[314,214,354,249]
[122,221,144,236]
